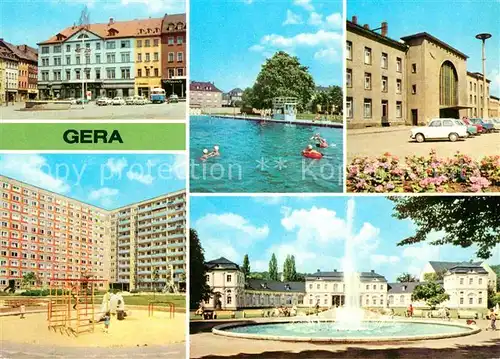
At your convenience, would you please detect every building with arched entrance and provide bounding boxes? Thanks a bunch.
[347,17,493,128]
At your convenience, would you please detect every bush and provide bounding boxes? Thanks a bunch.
[20,289,69,296]
[347,151,500,193]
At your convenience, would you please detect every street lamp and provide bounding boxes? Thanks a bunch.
[475,33,491,120]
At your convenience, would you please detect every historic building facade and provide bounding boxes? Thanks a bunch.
[133,19,163,98]
[190,81,223,108]
[347,17,494,128]
[109,191,186,291]
[161,14,187,98]
[466,72,491,118]
[490,95,500,117]
[0,41,19,103]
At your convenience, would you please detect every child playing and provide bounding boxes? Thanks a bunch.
[103,311,110,333]
[490,308,497,331]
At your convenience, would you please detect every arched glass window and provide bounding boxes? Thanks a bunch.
[440,61,458,106]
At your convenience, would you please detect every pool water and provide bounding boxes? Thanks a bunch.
[224,321,472,339]
[189,116,344,193]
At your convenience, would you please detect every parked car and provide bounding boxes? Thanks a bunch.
[457,119,477,136]
[75,98,90,104]
[491,118,500,130]
[462,118,483,134]
[470,118,494,133]
[65,97,77,104]
[410,118,468,143]
[168,94,179,103]
[112,97,126,106]
[484,118,500,131]
[96,97,112,106]
[125,97,135,105]
[133,96,147,105]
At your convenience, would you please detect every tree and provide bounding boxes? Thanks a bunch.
[269,253,279,281]
[289,255,297,281]
[242,254,251,279]
[22,272,37,290]
[251,51,315,111]
[391,196,500,259]
[152,267,160,298]
[490,264,500,291]
[189,229,212,309]
[311,86,343,114]
[423,270,447,282]
[411,281,450,309]
[397,273,418,283]
[283,256,290,281]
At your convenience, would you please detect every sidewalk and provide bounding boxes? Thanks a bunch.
[348,126,411,135]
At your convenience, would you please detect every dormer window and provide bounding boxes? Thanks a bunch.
[108,28,118,36]
[77,33,89,39]
[169,24,174,31]
[177,23,183,30]
[402,285,406,291]
[56,33,67,41]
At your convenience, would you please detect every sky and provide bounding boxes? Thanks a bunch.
[348,0,500,97]
[0,153,186,209]
[0,0,186,47]
[191,196,500,282]
[191,0,343,92]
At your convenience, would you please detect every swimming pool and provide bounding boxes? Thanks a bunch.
[189,116,344,193]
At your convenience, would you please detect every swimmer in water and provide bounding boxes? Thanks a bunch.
[200,148,209,161]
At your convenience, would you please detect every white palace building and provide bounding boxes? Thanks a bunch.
[203,257,495,311]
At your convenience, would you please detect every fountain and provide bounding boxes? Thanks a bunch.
[211,198,480,342]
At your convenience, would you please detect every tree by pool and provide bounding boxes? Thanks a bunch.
[189,116,343,193]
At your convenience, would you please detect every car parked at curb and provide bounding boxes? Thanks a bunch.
[457,119,477,136]
[75,98,90,105]
[96,97,112,106]
[410,118,468,143]
[112,97,126,106]
[133,96,147,105]
[470,118,494,133]
[462,118,483,134]
[484,119,500,131]
[125,97,135,105]
[168,94,179,103]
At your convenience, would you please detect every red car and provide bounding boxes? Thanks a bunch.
[462,118,483,134]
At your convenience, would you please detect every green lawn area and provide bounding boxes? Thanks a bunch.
[297,113,343,123]
[124,294,186,309]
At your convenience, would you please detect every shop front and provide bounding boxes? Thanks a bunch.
[102,80,134,99]
[162,78,186,98]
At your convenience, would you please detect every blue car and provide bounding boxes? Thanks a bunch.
[470,118,494,133]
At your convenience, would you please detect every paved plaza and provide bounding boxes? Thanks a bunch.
[0,102,186,120]
[347,127,500,163]
[189,319,499,359]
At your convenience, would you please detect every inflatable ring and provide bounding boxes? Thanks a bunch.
[302,151,323,159]
[319,141,328,148]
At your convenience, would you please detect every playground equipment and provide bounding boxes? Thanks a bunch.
[47,273,107,337]
[272,97,298,122]
[148,301,175,319]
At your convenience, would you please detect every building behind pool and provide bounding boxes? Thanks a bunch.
[202,257,494,310]
[346,16,499,128]
[0,175,186,292]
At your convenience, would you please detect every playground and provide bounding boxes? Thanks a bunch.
[0,275,186,358]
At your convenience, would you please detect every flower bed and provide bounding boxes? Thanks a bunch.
[347,151,500,193]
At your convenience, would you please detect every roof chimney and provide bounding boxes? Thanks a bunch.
[381,22,388,37]
[352,16,358,24]
[109,17,114,25]
[363,24,370,30]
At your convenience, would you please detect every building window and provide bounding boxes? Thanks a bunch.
[75,70,80,80]
[396,58,403,72]
[106,68,116,79]
[85,55,90,64]
[137,40,142,48]
[381,53,388,69]
[460,278,464,285]
[346,69,352,87]
[54,57,61,66]
[479,278,482,285]
[168,37,174,45]
[396,101,402,118]
[440,61,458,106]
[153,39,159,47]
[364,99,372,118]
[346,41,352,60]
[168,52,174,62]
[85,69,90,80]
[137,53,142,62]
[137,69,142,77]
[474,95,477,104]
[154,68,159,77]
[177,52,184,62]
[145,68,150,77]
[469,278,473,285]
[121,68,130,79]
[96,42,101,50]
[364,47,372,65]
[120,40,130,49]
[54,45,61,53]
[364,73,371,90]
[411,63,416,73]
[226,274,232,282]
[121,53,130,63]
[66,70,70,80]
[412,84,417,94]
[145,39,150,47]
[177,68,184,77]
[478,297,483,304]
[470,94,473,103]
[177,36,183,44]
[107,54,116,63]
[346,97,353,118]
[96,54,101,64]
[382,76,388,92]
[66,56,71,65]
[66,45,71,52]
[145,53,150,62]
[106,41,116,49]
[95,69,100,80]
[154,52,159,61]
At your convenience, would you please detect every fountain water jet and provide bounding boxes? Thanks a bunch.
[335,199,365,329]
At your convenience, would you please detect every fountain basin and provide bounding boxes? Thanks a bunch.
[212,319,480,343]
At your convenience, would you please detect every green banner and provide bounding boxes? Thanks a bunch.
[0,123,185,150]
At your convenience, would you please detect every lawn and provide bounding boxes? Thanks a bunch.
[124,294,186,309]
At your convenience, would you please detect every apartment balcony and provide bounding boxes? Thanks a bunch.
[118,249,129,255]
[117,241,130,247]
[167,251,185,257]
[150,252,167,258]
[137,261,152,267]
[167,242,185,249]
[168,233,184,240]
[119,219,130,225]
[174,269,185,274]
[137,203,168,213]
[137,270,152,275]
[118,233,131,239]
[168,259,185,265]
